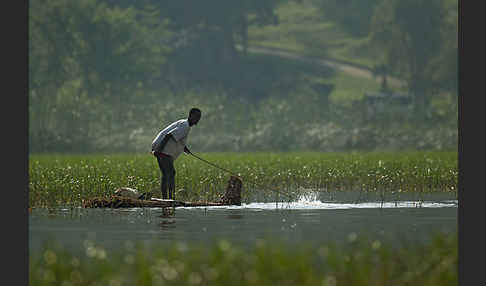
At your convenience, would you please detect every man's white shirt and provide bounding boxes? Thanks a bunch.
[152,119,191,160]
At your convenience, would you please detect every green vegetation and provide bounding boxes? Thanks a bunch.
[29,232,457,286]
[248,0,378,68]
[249,0,457,93]
[29,151,457,208]
[249,0,458,119]
[29,2,459,283]
[29,0,458,153]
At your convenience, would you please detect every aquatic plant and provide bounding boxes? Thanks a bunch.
[29,232,457,286]
[29,151,458,208]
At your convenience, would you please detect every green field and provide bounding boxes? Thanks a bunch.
[29,151,458,208]
[29,232,457,286]
[248,0,376,69]
[246,0,411,98]
[247,0,396,104]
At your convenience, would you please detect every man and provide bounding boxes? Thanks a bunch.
[151,108,201,200]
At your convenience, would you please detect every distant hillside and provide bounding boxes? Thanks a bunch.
[248,0,378,69]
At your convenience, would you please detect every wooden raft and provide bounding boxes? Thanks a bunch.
[83,176,242,208]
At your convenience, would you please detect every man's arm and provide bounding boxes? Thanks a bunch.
[152,133,174,155]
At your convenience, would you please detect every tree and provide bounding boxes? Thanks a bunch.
[29,0,172,151]
[140,0,281,92]
[370,0,446,114]
[30,0,172,96]
[316,0,383,37]
[425,0,458,95]
[372,64,391,92]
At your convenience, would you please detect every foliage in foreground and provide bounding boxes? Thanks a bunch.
[30,232,457,286]
[29,152,458,208]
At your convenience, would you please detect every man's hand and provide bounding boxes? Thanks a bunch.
[184,146,191,154]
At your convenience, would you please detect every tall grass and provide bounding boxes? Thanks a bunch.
[29,232,457,286]
[28,151,458,208]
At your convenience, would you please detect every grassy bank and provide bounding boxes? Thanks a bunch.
[248,0,376,69]
[29,232,457,286]
[29,151,457,208]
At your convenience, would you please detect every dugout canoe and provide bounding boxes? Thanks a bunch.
[83,175,242,208]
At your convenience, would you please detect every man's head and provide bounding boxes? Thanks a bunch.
[188,108,201,126]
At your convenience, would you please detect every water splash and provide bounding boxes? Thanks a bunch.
[179,191,457,210]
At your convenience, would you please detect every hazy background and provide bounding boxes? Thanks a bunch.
[29,0,458,153]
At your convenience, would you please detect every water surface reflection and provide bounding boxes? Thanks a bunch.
[30,198,457,256]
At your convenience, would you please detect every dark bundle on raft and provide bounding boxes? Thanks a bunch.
[83,176,243,208]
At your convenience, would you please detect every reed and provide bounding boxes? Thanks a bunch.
[29,231,457,286]
[29,151,458,208]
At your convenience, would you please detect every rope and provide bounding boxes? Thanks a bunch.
[188,152,294,201]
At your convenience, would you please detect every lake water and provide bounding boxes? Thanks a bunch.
[29,191,458,254]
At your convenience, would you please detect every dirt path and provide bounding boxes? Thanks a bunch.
[246,46,406,88]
